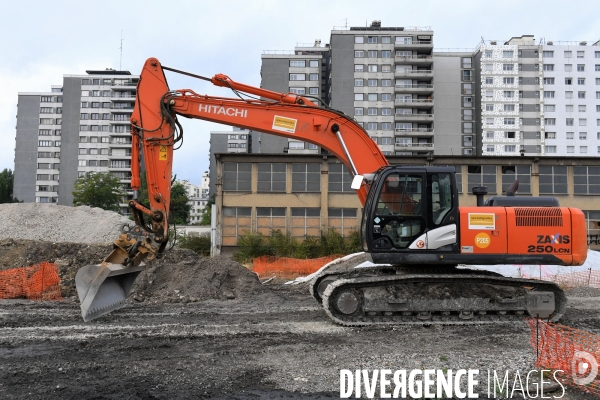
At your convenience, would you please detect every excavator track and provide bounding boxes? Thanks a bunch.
[320,274,565,326]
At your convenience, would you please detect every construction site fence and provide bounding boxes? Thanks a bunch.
[521,268,600,289]
[252,255,343,279]
[528,319,600,396]
[0,262,62,301]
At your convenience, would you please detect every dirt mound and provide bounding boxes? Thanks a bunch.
[0,203,132,244]
[0,239,265,302]
[565,286,600,298]
[131,252,265,303]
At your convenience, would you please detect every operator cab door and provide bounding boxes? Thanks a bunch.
[369,170,427,251]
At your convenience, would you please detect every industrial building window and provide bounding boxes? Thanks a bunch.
[257,163,286,192]
[574,166,600,195]
[328,163,353,192]
[328,208,358,236]
[292,163,320,192]
[584,211,600,238]
[223,162,251,191]
[256,207,286,235]
[501,165,531,194]
[291,208,320,238]
[222,207,252,245]
[467,165,496,194]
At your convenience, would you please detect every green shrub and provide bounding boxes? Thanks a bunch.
[233,230,271,263]
[178,232,211,256]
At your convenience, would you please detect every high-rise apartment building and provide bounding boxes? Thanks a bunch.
[14,70,138,213]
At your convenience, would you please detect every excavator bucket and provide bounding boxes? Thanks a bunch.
[76,263,145,322]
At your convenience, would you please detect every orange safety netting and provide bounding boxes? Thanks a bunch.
[253,255,342,279]
[528,319,600,396]
[0,262,62,301]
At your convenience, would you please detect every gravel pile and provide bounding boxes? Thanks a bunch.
[565,286,600,297]
[0,203,132,244]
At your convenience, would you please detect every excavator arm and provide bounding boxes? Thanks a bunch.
[75,57,388,321]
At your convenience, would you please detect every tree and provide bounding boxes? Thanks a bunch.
[72,172,124,212]
[199,194,215,225]
[0,169,19,203]
[169,181,191,224]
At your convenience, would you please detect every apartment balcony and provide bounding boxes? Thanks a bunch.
[394,83,434,94]
[394,55,433,66]
[395,98,434,109]
[111,104,134,110]
[395,128,434,138]
[108,153,132,159]
[394,142,434,151]
[394,41,433,51]
[111,80,138,89]
[109,139,132,147]
[394,69,433,79]
[108,164,132,171]
[110,93,136,100]
[109,117,131,124]
[394,113,434,122]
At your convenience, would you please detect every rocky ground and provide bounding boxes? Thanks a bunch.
[1,277,600,399]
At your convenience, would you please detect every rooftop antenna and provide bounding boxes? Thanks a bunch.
[119,30,123,70]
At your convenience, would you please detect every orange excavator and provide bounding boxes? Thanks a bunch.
[76,58,588,325]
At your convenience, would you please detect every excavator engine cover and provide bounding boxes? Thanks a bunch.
[76,263,145,322]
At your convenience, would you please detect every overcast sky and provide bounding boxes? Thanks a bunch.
[1,0,598,184]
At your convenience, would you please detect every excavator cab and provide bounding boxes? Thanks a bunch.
[361,166,459,264]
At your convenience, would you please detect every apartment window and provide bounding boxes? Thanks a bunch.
[354,64,364,72]
[566,105,574,112]
[309,87,318,95]
[381,50,391,58]
[578,91,586,99]
[486,131,494,139]
[354,79,364,87]
[578,78,585,85]
[545,132,556,139]
[328,164,353,192]
[80,113,89,120]
[368,50,378,58]
[577,64,585,72]
[504,104,515,112]
[463,109,473,120]
[485,104,494,111]
[543,64,554,71]
[579,105,587,112]
[367,36,378,44]
[486,117,494,125]
[544,105,555,112]
[567,132,574,139]
[38,129,52,136]
[597,105,600,112]
[485,50,493,58]
[574,166,600,194]
[503,77,514,84]
[289,74,306,81]
[367,65,378,72]
[505,131,516,139]
[367,107,377,116]
[503,91,514,98]
[504,118,515,125]
[545,118,556,125]
[543,77,555,85]
[381,36,391,44]
[38,141,53,147]
[381,108,391,116]
[566,91,574,99]
[463,122,473,133]
[381,93,391,101]
[485,90,493,98]
[355,50,364,57]
[354,108,364,116]
[467,165,496,194]
[354,36,364,44]
[381,122,392,130]
[463,96,473,107]
[367,122,378,130]
[292,163,320,192]
[545,145,557,153]
[543,51,554,58]
[485,77,493,85]
[580,118,587,126]
[596,78,600,85]
[544,91,555,98]
[485,63,493,71]
[580,132,587,140]
[565,64,572,72]
[289,60,306,67]
[577,51,585,58]
[309,60,319,68]
[289,87,305,95]
[503,50,514,58]
[597,92,600,99]
[90,113,99,120]
[565,78,573,85]
[381,65,392,72]
[222,163,251,191]
[462,70,472,81]
[596,65,600,72]
[309,73,319,81]
[486,145,495,152]
[368,79,378,87]
[502,63,515,71]
[378,79,390,87]
[566,118,574,126]
[257,163,286,192]
[354,93,364,101]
